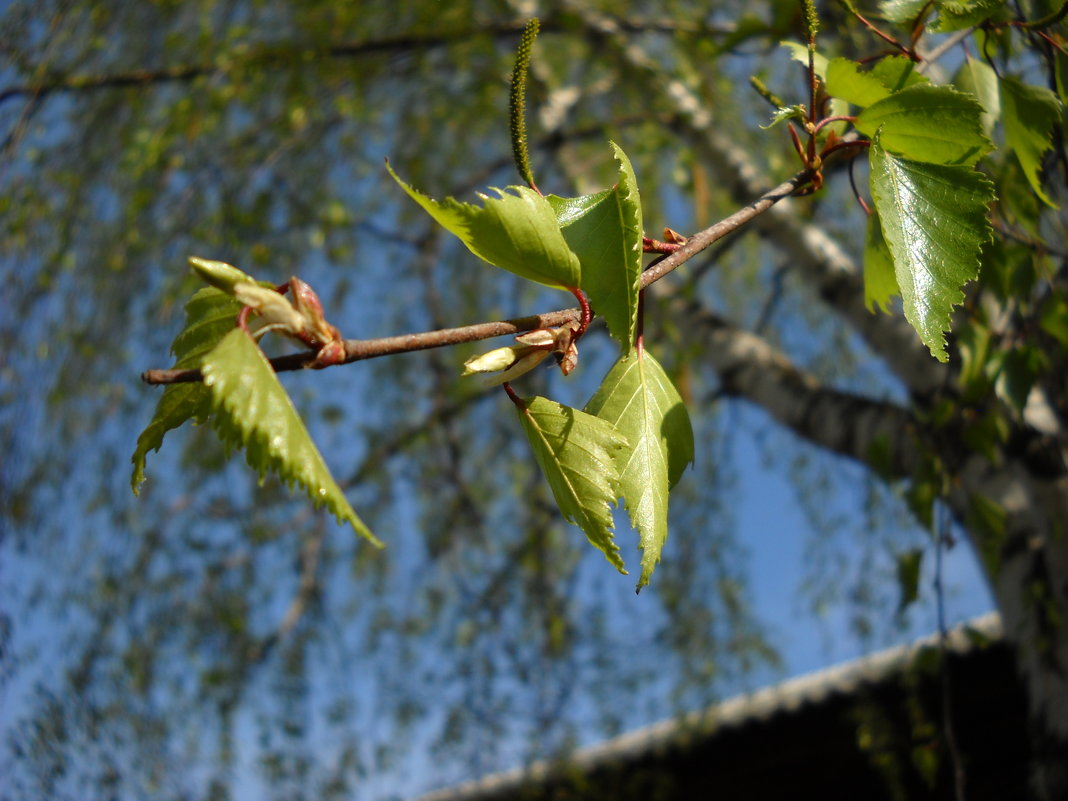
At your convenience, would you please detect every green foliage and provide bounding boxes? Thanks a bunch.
[999,75,1063,207]
[856,84,992,165]
[927,0,1008,32]
[869,134,994,361]
[585,349,694,590]
[130,285,246,490]
[514,395,628,573]
[547,143,643,352]
[953,58,1000,136]
[387,162,581,290]
[863,212,898,314]
[895,548,923,614]
[202,328,380,544]
[826,58,894,108]
[879,0,930,23]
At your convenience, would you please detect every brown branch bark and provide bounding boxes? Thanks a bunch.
[141,167,813,386]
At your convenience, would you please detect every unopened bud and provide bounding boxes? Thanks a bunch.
[189,257,254,293]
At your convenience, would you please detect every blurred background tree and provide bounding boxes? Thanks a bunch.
[2,1,1065,800]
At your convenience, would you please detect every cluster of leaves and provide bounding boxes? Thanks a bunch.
[131,0,1062,592]
[132,139,695,589]
[132,259,379,545]
[781,4,1061,364]
[387,142,695,589]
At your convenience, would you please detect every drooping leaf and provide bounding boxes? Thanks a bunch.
[929,0,1007,32]
[546,142,643,352]
[999,75,1062,208]
[514,395,628,572]
[857,84,993,165]
[131,286,244,491]
[954,57,1000,136]
[201,328,380,544]
[585,349,694,589]
[869,133,994,361]
[826,58,893,108]
[387,161,580,289]
[864,211,899,313]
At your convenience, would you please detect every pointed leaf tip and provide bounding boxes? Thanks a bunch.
[586,349,693,588]
[386,161,580,289]
[515,395,629,573]
[201,329,381,545]
[869,133,994,361]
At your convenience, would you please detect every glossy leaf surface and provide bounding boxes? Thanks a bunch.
[547,142,643,352]
[131,287,244,490]
[202,329,380,544]
[857,84,992,165]
[387,162,580,289]
[869,134,994,361]
[585,349,694,589]
[515,395,628,572]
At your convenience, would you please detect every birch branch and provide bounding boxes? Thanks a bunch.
[142,167,812,385]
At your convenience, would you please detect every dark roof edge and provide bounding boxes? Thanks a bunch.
[413,612,1002,801]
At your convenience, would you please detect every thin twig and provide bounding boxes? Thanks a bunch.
[142,166,814,386]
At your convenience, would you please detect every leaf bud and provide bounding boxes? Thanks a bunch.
[189,257,252,292]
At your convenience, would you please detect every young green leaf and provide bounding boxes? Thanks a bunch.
[826,58,893,108]
[546,142,643,352]
[895,548,923,614]
[870,56,927,93]
[386,161,580,290]
[131,286,244,491]
[201,328,381,545]
[514,395,628,572]
[929,0,1007,32]
[780,40,828,78]
[954,57,1000,136]
[879,0,929,23]
[857,84,993,165]
[760,104,809,128]
[585,349,694,590]
[869,133,994,361]
[863,211,899,313]
[999,75,1062,208]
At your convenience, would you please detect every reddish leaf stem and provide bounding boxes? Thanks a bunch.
[570,286,592,339]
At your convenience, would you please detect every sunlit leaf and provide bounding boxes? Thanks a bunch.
[780,40,829,77]
[871,56,927,92]
[857,84,992,165]
[879,0,929,23]
[826,58,893,108]
[514,395,628,572]
[387,161,581,289]
[131,287,243,491]
[869,133,994,361]
[864,211,899,313]
[760,104,808,128]
[546,142,643,352]
[585,349,694,589]
[954,57,1000,136]
[929,0,1007,32]
[999,75,1062,208]
[201,328,380,544]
